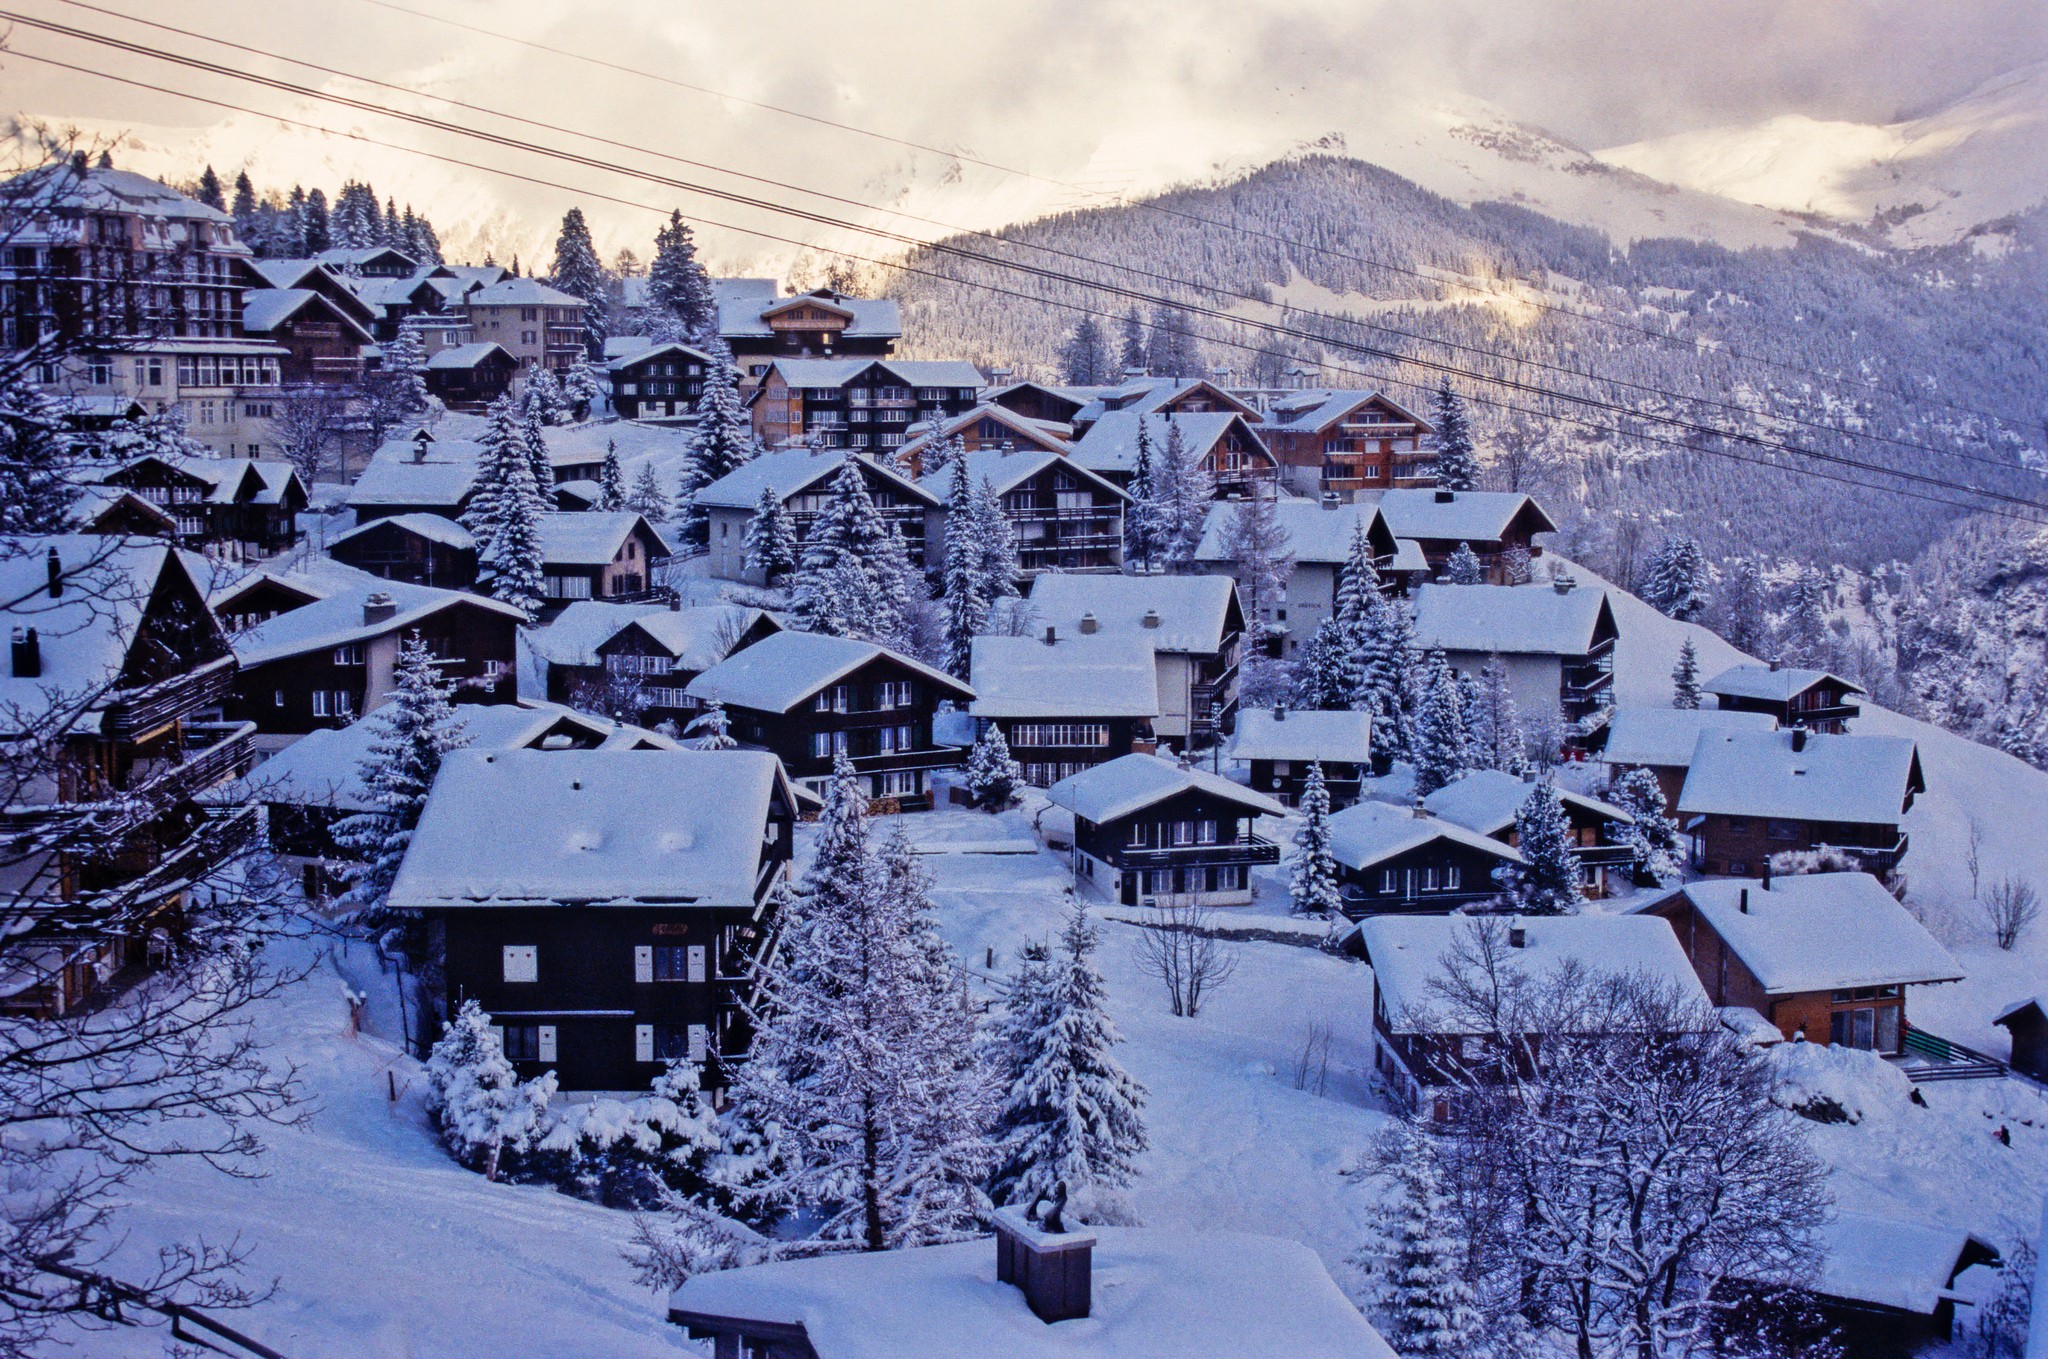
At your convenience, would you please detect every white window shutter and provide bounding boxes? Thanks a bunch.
[633,945,653,983]
[502,945,537,983]
[488,1024,505,1052]
[634,1024,654,1063]
[687,945,707,984]
[537,1025,557,1063]
[687,1024,707,1063]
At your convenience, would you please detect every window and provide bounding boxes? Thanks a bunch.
[651,945,705,982]
[654,1024,708,1062]
[878,769,922,798]
[876,680,913,709]
[814,685,851,713]
[500,1024,541,1062]
[1009,723,1110,748]
[1380,868,1399,893]
[545,574,594,600]
[1444,865,1461,890]
[332,643,365,665]
[810,730,849,759]
[502,945,538,983]
[311,689,355,718]
[1766,819,1802,841]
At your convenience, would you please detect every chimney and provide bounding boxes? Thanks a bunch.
[1319,491,1340,510]
[1140,608,1161,630]
[1739,888,1749,914]
[1043,625,1057,647]
[993,1205,1094,1324]
[1122,366,1148,382]
[1762,859,1773,891]
[1272,703,1287,722]
[1790,728,1807,753]
[1434,488,1455,504]
[411,427,434,463]
[990,366,1013,386]
[1768,658,1780,672]
[46,546,62,599]
[1553,576,1577,595]
[10,628,40,679]
[1412,794,1427,819]
[363,592,398,626]
[1508,917,1527,948]
[1078,611,1099,635]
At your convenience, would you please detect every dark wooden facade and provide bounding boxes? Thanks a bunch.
[424,345,516,409]
[1995,999,2048,1082]
[1708,672,1864,733]
[988,716,1152,789]
[328,517,478,589]
[1257,392,1434,498]
[1068,786,1278,907]
[1245,757,1369,809]
[609,343,711,420]
[1685,808,1914,880]
[749,361,980,454]
[1334,835,1516,917]
[588,612,782,730]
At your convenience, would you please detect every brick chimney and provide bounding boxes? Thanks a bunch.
[363,592,398,626]
[993,1205,1094,1324]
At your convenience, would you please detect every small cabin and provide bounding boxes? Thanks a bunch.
[1703,663,1865,733]
[1046,754,1285,908]
[1326,800,1523,917]
[1228,707,1373,808]
[536,512,673,611]
[327,513,478,590]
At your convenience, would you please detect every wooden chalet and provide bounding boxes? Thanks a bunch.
[1703,663,1865,733]
[239,287,377,385]
[314,244,423,278]
[1677,728,1924,878]
[1046,753,1284,908]
[1640,873,1960,1054]
[712,278,902,383]
[423,342,516,409]
[1597,706,1779,809]
[1252,389,1435,499]
[899,401,1075,473]
[589,605,780,729]
[535,512,673,611]
[346,433,481,523]
[1194,495,1400,658]
[209,569,327,632]
[388,750,797,1088]
[920,445,1128,577]
[0,538,255,1018]
[1023,574,1245,743]
[1779,1215,2001,1358]
[1229,706,1374,809]
[326,513,478,589]
[967,632,1159,787]
[606,341,714,420]
[97,453,309,558]
[1410,580,1619,749]
[1424,770,1636,898]
[685,631,974,810]
[746,358,983,454]
[1068,409,1277,499]
[1372,488,1556,583]
[983,380,1098,427]
[695,447,938,584]
[1326,799,1522,916]
[72,486,176,538]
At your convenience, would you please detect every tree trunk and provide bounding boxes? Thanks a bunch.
[862,1101,884,1251]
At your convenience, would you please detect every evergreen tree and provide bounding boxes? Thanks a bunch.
[989,902,1148,1218]
[1124,418,1164,572]
[627,463,671,521]
[489,457,549,622]
[426,999,556,1182]
[965,725,1025,807]
[1366,1123,1482,1357]
[731,762,994,1249]
[1412,650,1470,797]
[463,395,544,563]
[522,366,567,426]
[378,323,431,416]
[1466,654,1528,775]
[1159,419,1211,571]
[968,473,1020,608]
[1672,637,1702,709]
[868,517,925,656]
[1641,535,1711,622]
[1117,308,1147,374]
[562,360,605,421]
[677,343,757,551]
[538,1059,723,1208]
[744,486,799,584]
[1333,516,1382,708]
[1146,305,1200,380]
[1780,566,1833,668]
[789,463,898,641]
[1290,620,1352,711]
[1218,490,1293,645]
[230,171,257,240]
[1720,556,1770,658]
[1442,542,1483,585]
[596,440,627,512]
[647,210,719,344]
[549,206,611,359]
[301,187,331,253]
[941,459,988,678]
[1357,593,1420,761]
[1608,767,1682,885]
[1058,317,1111,386]
[1289,763,1344,916]
[918,430,963,480]
[195,165,224,211]
[1430,379,1478,491]
[1500,782,1586,915]
[0,369,81,532]
[685,701,737,750]
[333,635,470,946]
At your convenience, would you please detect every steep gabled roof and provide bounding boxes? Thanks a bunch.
[716,280,901,340]
[1255,388,1430,436]
[1702,663,1867,704]
[1424,770,1631,838]
[968,633,1158,719]
[918,445,1125,505]
[327,513,475,553]
[604,606,777,671]
[605,340,715,373]
[1229,708,1373,765]
[1648,874,1960,994]
[1326,800,1524,873]
[1411,582,1615,656]
[465,278,586,308]
[536,512,671,568]
[233,574,523,667]
[761,358,984,390]
[686,631,971,713]
[904,403,1075,463]
[240,287,375,341]
[1677,730,1923,824]
[525,600,674,668]
[1194,495,1395,565]
[1068,410,1273,478]
[425,342,514,371]
[1023,573,1240,655]
[1373,489,1557,543]
[695,447,940,512]
[1046,753,1286,824]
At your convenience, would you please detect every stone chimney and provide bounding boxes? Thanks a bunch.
[1079,611,1099,635]
[363,592,398,626]
[10,627,40,679]
[1140,608,1161,630]
[993,1205,1095,1324]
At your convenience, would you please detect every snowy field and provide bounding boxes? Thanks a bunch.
[40,562,2048,1356]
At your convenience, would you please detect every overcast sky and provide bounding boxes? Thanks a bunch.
[6,0,2044,268]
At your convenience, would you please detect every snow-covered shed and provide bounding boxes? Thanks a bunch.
[1046,753,1284,907]
[1410,579,1618,743]
[1796,1212,2000,1353]
[1703,662,1865,733]
[1598,705,1778,807]
[1678,728,1924,878]
[1640,873,1961,1051]
[1022,573,1245,742]
[1325,799,1523,916]
[347,434,482,522]
[669,1222,1398,1359]
[1992,996,2048,1083]
[1228,706,1373,808]
[969,633,1158,787]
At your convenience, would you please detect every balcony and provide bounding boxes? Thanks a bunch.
[1825,834,1909,876]
[100,657,235,742]
[1573,843,1639,868]
[1112,836,1279,871]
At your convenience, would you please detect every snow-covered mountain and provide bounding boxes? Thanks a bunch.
[1598,61,2048,247]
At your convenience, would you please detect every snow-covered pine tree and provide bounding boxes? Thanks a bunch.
[1641,535,1711,622]
[1357,594,1420,762]
[1124,418,1163,572]
[1218,489,1293,645]
[1719,556,1769,657]
[627,463,672,521]
[989,901,1147,1220]
[462,394,537,565]
[730,764,994,1249]
[1430,379,1479,492]
[1160,419,1212,570]
[1290,620,1352,712]
[919,429,963,480]
[1607,767,1682,885]
[548,206,610,358]
[1466,654,1528,775]
[647,210,719,344]
[685,700,737,750]
[538,1058,725,1208]
[1412,650,1470,797]
[1780,566,1833,668]
[1672,637,1702,709]
[426,999,557,1181]
[964,724,1025,808]
[1058,317,1112,386]
[1365,1122,1482,1357]
[1500,781,1586,915]
[1289,763,1344,917]
[489,456,549,622]
[790,462,902,641]
[522,366,567,427]
[380,323,431,416]
[744,486,799,585]
[677,342,758,551]
[1333,517,1382,707]
[1442,542,1483,585]
[596,439,627,511]
[941,460,988,678]
[969,474,1021,608]
[562,359,605,421]
[0,366,82,532]
[1118,308,1147,374]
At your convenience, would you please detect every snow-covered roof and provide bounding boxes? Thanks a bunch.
[327,512,475,553]
[1068,411,1270,478]
[686,631,971,713]
[157,454,305,507]
[1423,770,1631,838]
[248,258,327,290]
[764,358,984,390]
[538,420,694,470]
[695,447,940,512]
[465,278,586,308]
[918,445,1124,504]
[240,287,372,341]
[668,1228,1395,1359]
[968,634,1158,719]
[1372,488,1557,543]
[1387,539,1429,574]
[536,512,670,567]
[716,281,901,341]
[1677,730,1922,824]
[903,404,1075,462]
[1600,706,1778,768]
[316,245,419,269]
[234,575,524,668]
[73,486,174,533]
[605,340,714,373]
[524,601,672,668]
[387,749,787,910]
[425,342,512,371]
[1814,1213,1989,1316]
[1995,995,2048,1025]
[1024,574,1239,655]
[1045,753,1285,824]
[1359,914,1708,1034]
[347,438,481,510]
[1194,496,1390,565]
[1702,663,1866,704]
[1326,800,1524,873]
[1254,388,1428,436]
[1410,582,1614,656]
[2,164,230,225]
[1228,708,1372,764]
[610,606,776,671]
[1656,874,1960,994]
